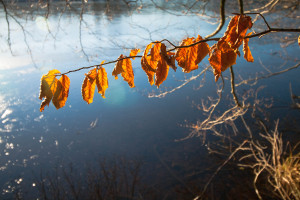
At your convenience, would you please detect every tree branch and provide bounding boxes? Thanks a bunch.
[230,66,241,107]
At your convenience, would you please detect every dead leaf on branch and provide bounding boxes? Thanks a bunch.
[96,67,108,98]
[82,65,109,104]
[53,75,70,109]
[243,32,254,62]
[298,35,300,46]
[175,35,210,73]
[129,49,141,59]
[39,69,70,111]
[82,69,97,104]
[209,14,253,81]
[112,54,135,88]
[141,42,175,87]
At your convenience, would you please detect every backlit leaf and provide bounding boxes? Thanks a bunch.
[82,68,96,104]
[52,75,70,109]
[243,32,254,62]
[175,35,209,73]
[155,44,169,88]
[96,67,108,98]
[112,55,125,79]
[121,58,135,88]
[39,69,60,112]
[298,35,300,46]
[209,14,253,81]
[141,43,157,85]
[129,49,140,59]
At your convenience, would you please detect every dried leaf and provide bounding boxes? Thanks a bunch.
[86,68,97,80]
[39,69,60,112]
[141,43,157,85]
[209,42,237,81]
[112,55,125,79]
[129,49,141,59]
[96,67,108,98]
[175,35,209,73]
[154,44,170,87]
[121,58,135,88]
[298,35,300,46]
[209,14,253,81]
[224,15,253,51]
[52,75,70,109]
[82,68,96,104]
[161,47,176,71]
[243,32,254,62]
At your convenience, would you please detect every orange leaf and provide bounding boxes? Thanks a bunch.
[52,74,70,109]
[155,44,169,88]
[129,49,140,59]
[141,43,157,85]
[209,14,253,81]
[161,47,176,71]
[298,35,300,46]
[175,35,209,73]
[112,55,125,80]
[39,69,60,112]
[209,42,237,81]
[121,58,135,88]
[82,68,96,104]
[243,32,254,62]
[224,15,253,51]
[96,67,108,98]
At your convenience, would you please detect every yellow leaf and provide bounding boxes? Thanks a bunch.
[141,43,156,85]
[129,49,140,59]
[121,58,135,88]
[298,35,300,47]
[52,75,70,109]
[86,68,97,80]
[112,55,125,80]
[39,69,60,112]
[243,32,254,62]
[96,67,108,98]
[82,69,96,104]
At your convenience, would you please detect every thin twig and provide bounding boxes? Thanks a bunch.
[205,0,226,39]
[230,66,241,107]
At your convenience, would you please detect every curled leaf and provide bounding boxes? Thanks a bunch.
[121,58,135,88]
[39,69,60,112]
[298,35,300,47]
[243,32,254,62]
[209,14,253,81]
[112,55,125,79]
[96,67,108,98]
[52,75,70,109]
[129,49,141,59]
[141,43,157,85]
[82,68,96,104]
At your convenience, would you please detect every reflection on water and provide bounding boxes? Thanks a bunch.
[0,0,299,199]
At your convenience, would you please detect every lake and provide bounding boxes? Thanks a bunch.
[0,1,299,199]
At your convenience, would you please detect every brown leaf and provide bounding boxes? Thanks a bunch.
[129,49,140,59]
[96,67,108,98]
[161,46,176,72]
[52,75,70,109]
[112,55,125,79]
[209,42,237,81]
[39,69,60,112]
[209,14,253,81]
[224,15,253,51]
[175,35,209,73]
[243,32,254,62]
[82,69,96,104]
[155,44,170,88]
[298,35,300,46]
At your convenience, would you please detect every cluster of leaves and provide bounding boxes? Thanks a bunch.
[39,14,298,112]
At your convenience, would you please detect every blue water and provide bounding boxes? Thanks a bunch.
[0,1,299,199]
